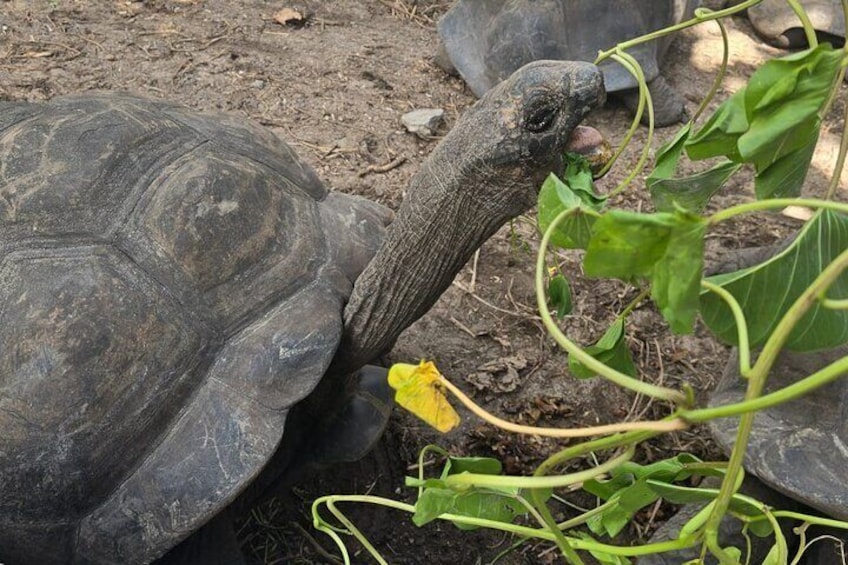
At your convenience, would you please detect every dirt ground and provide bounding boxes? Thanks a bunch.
[1,1,846,564]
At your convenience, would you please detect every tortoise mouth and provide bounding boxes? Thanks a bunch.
[564,125,612,176]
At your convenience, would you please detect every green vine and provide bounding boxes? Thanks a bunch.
[313,2,848,563]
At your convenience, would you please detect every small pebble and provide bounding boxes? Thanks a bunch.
[401,108,444,138]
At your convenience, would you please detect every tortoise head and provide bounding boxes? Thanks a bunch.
[432,59,606,217]
[337,61,606,372]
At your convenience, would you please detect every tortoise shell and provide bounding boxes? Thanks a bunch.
[437,0,698,97]
[0,93,389,564]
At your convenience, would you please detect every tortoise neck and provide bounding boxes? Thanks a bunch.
[332,145,530,373]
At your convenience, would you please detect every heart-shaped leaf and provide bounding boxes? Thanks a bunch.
[701,210,848,351]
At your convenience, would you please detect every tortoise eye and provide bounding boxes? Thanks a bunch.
[523,100,560,132]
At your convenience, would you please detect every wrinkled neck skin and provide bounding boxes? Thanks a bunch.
[333,134,548,373]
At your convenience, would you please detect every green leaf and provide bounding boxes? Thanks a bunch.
[617,478,661,514]
[585,210,707,333]
[648,118,740,214]
[685,89,748,162]
[584,211,678,279]
[753,124,818,199]
[685,44,841,203]
[413,485,525,529]
[648,123,692,186]
[443,456,502,477]
[763,544,781,565]
[562,152,598,192]
[413,487,457,526]
[537,159,606,250]
[586,503,632,537]
[650,160,742,213]
[450,490,525,531]
[547,274,573,318]
[585,479,661,538]
[746,518,775,538]
[651,212,708,334]
[616,453,701,482]
[412,454,538,530]
[581,455,715,539]
[740,111,819,173]
[646,481,764,521]
[740,45,842,168]
[723,546,743,563]
[568,318,637,379]
[583,470,637,501]
[584,454,702,500]
[701,210,848,351]
[646,481,717,505]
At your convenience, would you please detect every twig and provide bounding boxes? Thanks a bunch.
[358,156,406,177]
[449,316,484,338]
[469,249,480,293]
[452,280,538,318]
[505,277,538,317]
[291,521,344,565]
[376,0,440,27]
[73,33,105,51]
[36,40,82,56]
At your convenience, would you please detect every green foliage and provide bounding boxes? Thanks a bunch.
[313,7,848,565]
[685,43,842,199]
[567,318,636,379]
[582,454,701,537]
[584,210,707,333]
[648,123,742,213]
[701,209,848,351]
[406,455,544,530]
[537,156,606,250]
[584,211,680,278]
[412,486,526,530]
[548,274,573,319]
[524,26,848,565]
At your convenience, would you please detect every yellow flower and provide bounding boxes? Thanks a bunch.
[388,361,460,433]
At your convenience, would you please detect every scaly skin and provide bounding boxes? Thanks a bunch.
[335,60,606,373]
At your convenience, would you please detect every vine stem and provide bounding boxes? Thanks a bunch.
[595,53,646,178]
[682,355,848,422]
[312,494,697,559]
[415,444,449,498]
[704,246,848,562]
[785,0,819,47]
[701,280,751,377]
[535,208,688,404]
[825,66,848,200]
[708,197,848,224]
[749,510,848,531]
[608,52,654,197]
[438,375,686,438]
[535,430,656,477]
[415,447,634,490]
[692,9,730,124]
[823,297,848,309]
[530,430,661,562]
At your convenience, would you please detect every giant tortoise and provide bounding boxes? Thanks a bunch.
[0,60,605,564]
[436,0,699,126]
[744,0,845,48]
